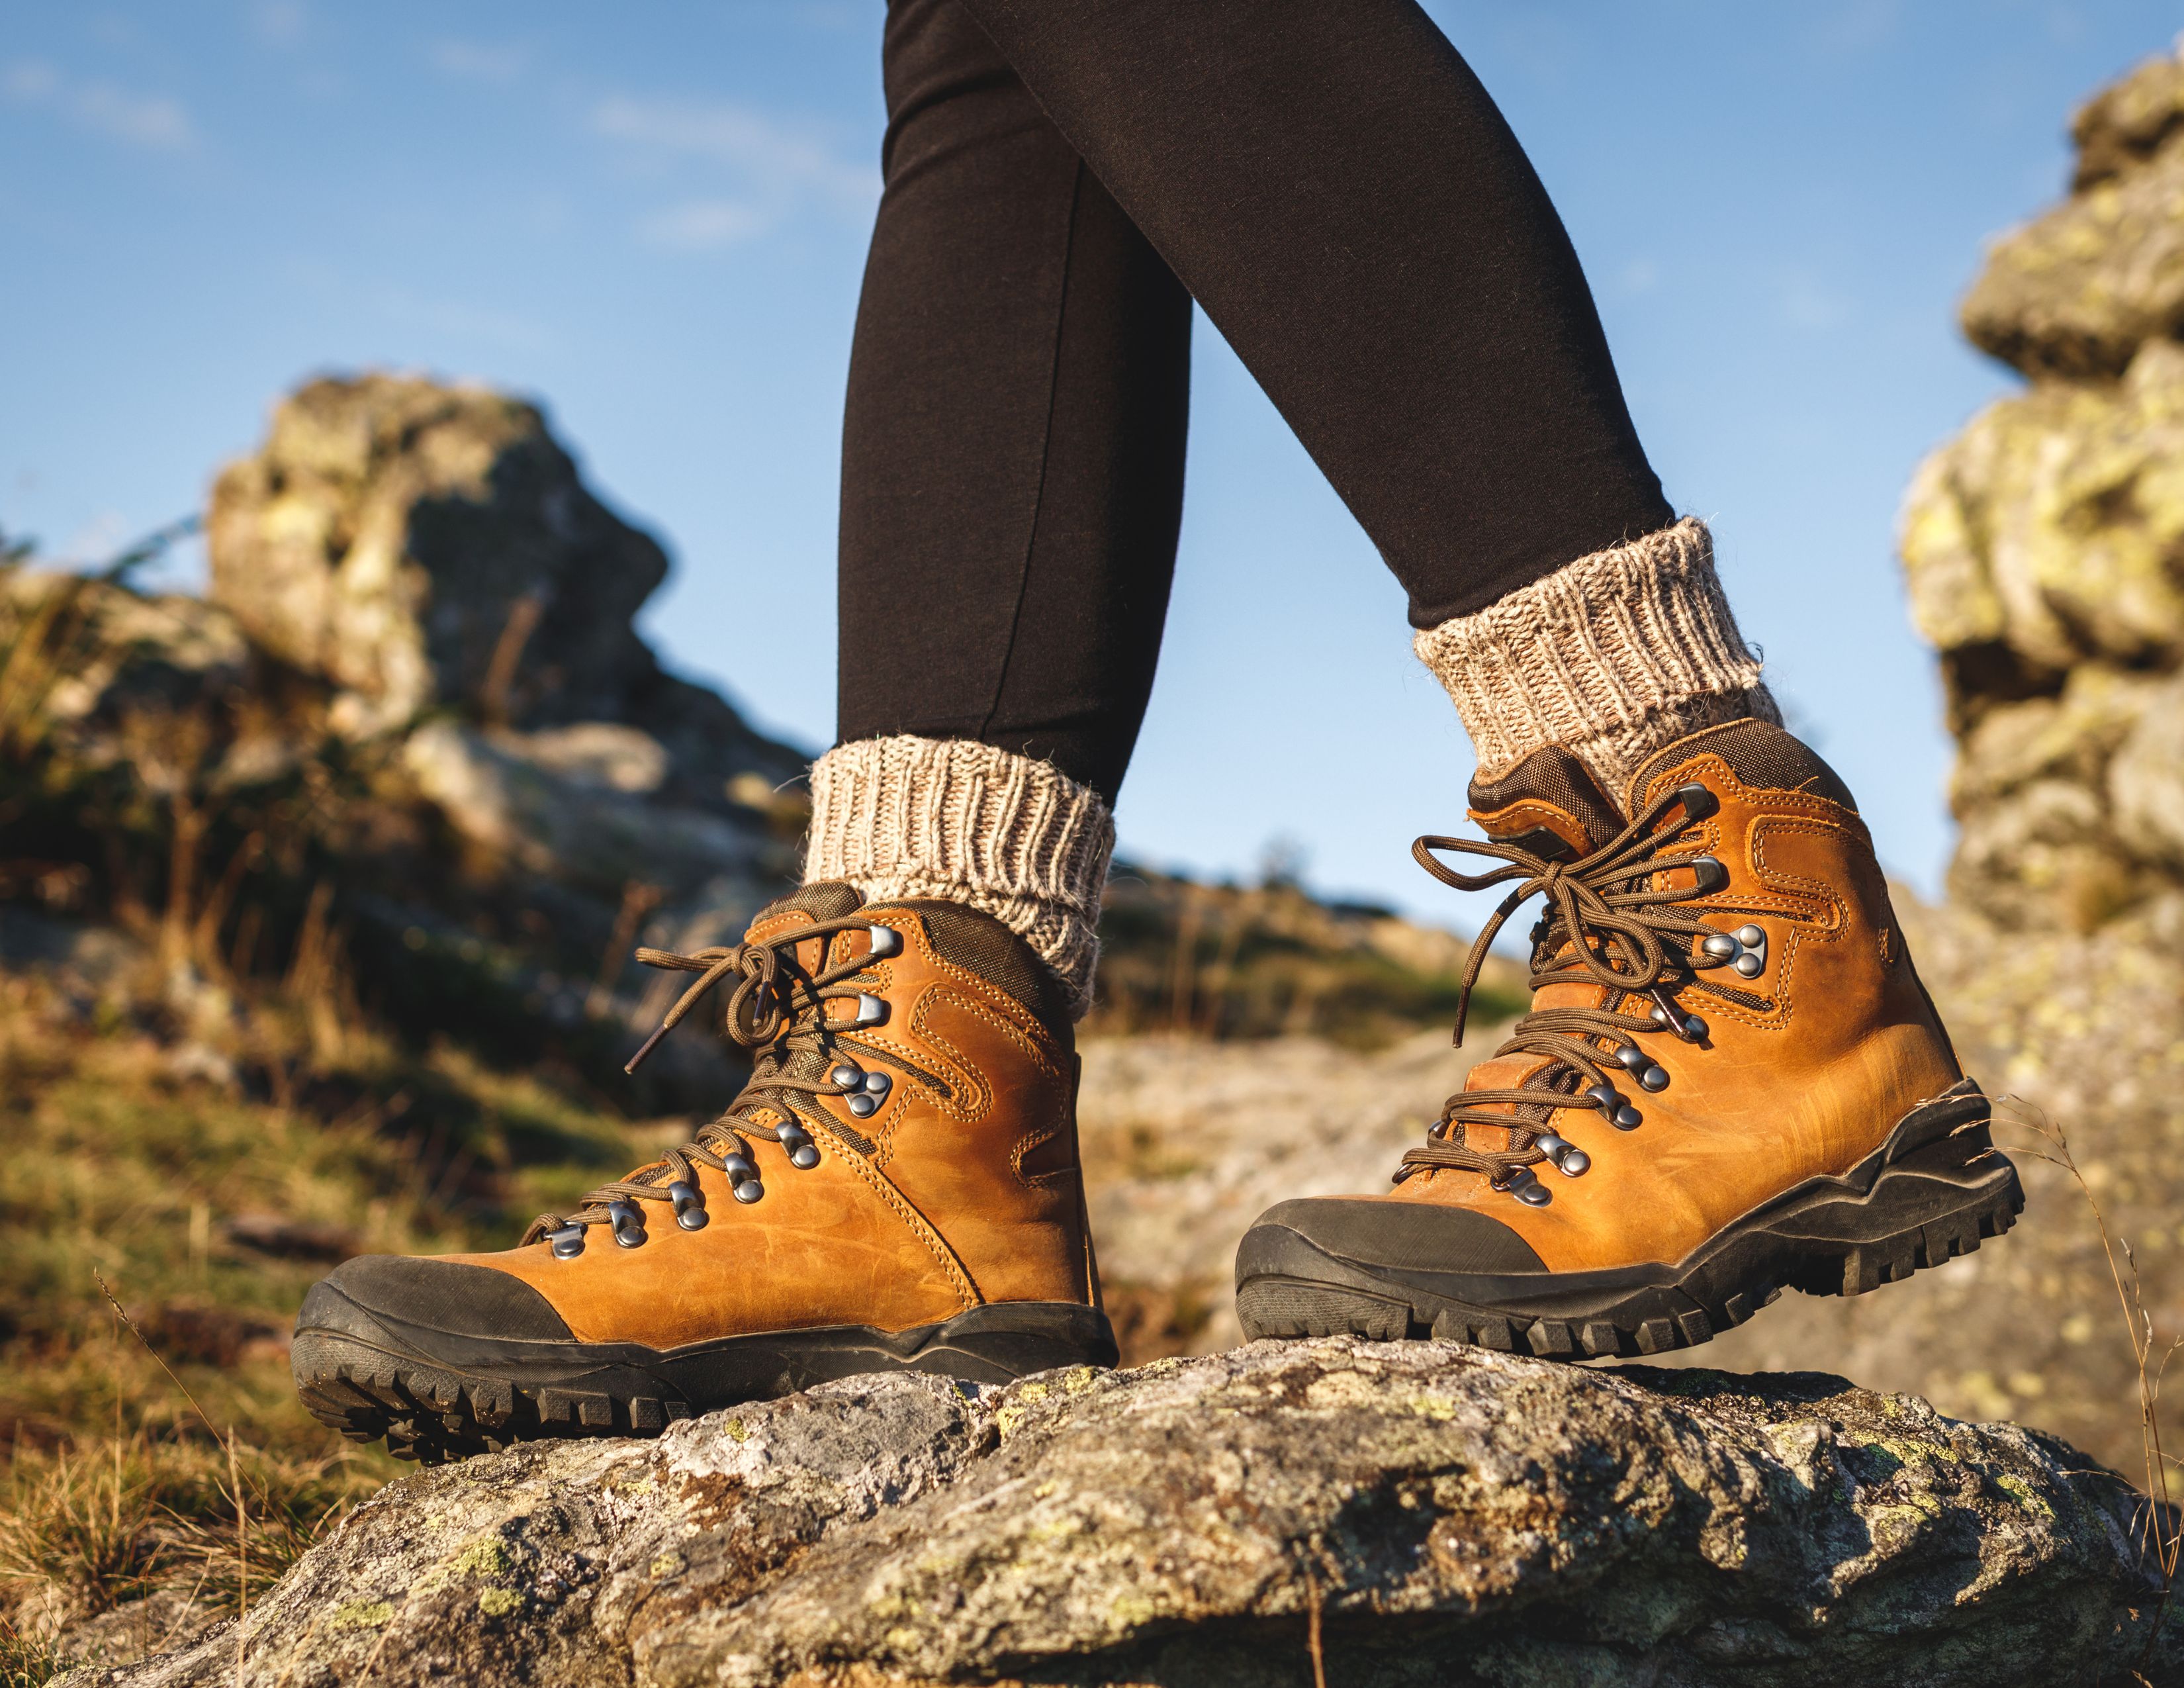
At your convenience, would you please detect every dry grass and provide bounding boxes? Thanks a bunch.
[1996,1098,2184,1679]
[0,966,654,1679]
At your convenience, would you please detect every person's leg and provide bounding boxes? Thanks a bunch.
[809,0,1192,1017]
[951,0,1772,796]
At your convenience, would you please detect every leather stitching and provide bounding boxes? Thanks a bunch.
[1694,816,1854,1034]
[803,1115,981,1310]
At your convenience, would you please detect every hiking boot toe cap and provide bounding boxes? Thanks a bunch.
[1237,1197,1547,1288]
[298,1256,573,1346]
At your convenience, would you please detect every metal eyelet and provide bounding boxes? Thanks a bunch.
[864,925,901,959]
[719,1152,756,1184]
[846,1092,878,1118]
[1637,1064,1670,1093]
[1688,855,1728,894]
[1614,1045,1650,1073]
[732,1178,764,1205]
[1586,1084,1641,1130]
[862,1070,891,1097]
[668,1180,708,1232]
[549,1224,586,1260]
[1649,1001,1707,1044]
[607,1200,649,1248]
[830,1063,864,1089]
[1500,1166,1553,1207]
[1534,1132,1590,1176]
[1673,782,1719,822]
[1700,922,1768,977]
[776,1124,821,1170]
[851,993,887,1028]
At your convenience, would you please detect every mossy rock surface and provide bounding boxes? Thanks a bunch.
[60,1340,2175,1688]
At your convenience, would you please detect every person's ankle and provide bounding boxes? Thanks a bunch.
[803,734,1113,1017]
[1412,516,1779,802]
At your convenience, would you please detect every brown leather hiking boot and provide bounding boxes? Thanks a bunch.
[1234,718,2022,1359]
[293,884,1114,1461]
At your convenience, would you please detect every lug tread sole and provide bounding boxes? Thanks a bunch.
[1236,1109,2025,1362]
[292,1303,1116,1465]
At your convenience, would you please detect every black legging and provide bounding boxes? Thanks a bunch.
[837,0,1672,804]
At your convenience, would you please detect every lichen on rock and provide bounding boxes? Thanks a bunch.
[59,1340,2176,1688]
[1903,44,2184,936]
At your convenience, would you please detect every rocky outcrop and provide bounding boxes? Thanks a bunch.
[1962,49,2184,379]
[62,1339,2173,1688]
[1904,44,2184,933]
[206,373,807,852]
[0,375,811,1100]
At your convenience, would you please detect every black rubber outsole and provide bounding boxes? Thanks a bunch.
[1234,1080,2023,1361]
[292,1300,1117,1464]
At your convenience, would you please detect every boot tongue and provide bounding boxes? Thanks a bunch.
[739,882,872,1093]
[749,881,866,929]
[1465,745,1624,859]
[1438,751,1627,1158]
[741,882,867,1029]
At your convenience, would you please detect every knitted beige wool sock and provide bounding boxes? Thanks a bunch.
[1413,516,1780,800]
[803,734,1114,1019]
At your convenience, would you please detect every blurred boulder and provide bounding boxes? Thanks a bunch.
[1963,48,2184,377]
[1,372,813,1110]
[1903,47,2184,933]
[206,373,804,804]
[400,720,774,901]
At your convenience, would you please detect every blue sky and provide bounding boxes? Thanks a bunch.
[3,2,2174,928]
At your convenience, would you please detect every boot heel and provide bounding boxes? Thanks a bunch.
[1773,1119,2024,1299]
[1827,1162,2023,1296]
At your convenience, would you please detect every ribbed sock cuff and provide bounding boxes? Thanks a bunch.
[1413,517,1780,798]
[803,735,1114,1019]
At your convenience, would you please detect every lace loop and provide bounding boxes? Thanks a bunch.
[1398,781,1768,1197]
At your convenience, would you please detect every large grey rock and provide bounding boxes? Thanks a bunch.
[206,373,805,805]
[1,378,809,1105]
[192,374,811,1082]
[207,375,660,737]
[1850,48,2184,1473]
[64,1340,2174,1687]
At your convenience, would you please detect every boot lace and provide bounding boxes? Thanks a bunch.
[1394,780,1775,1206]
[521,914,911,1256]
